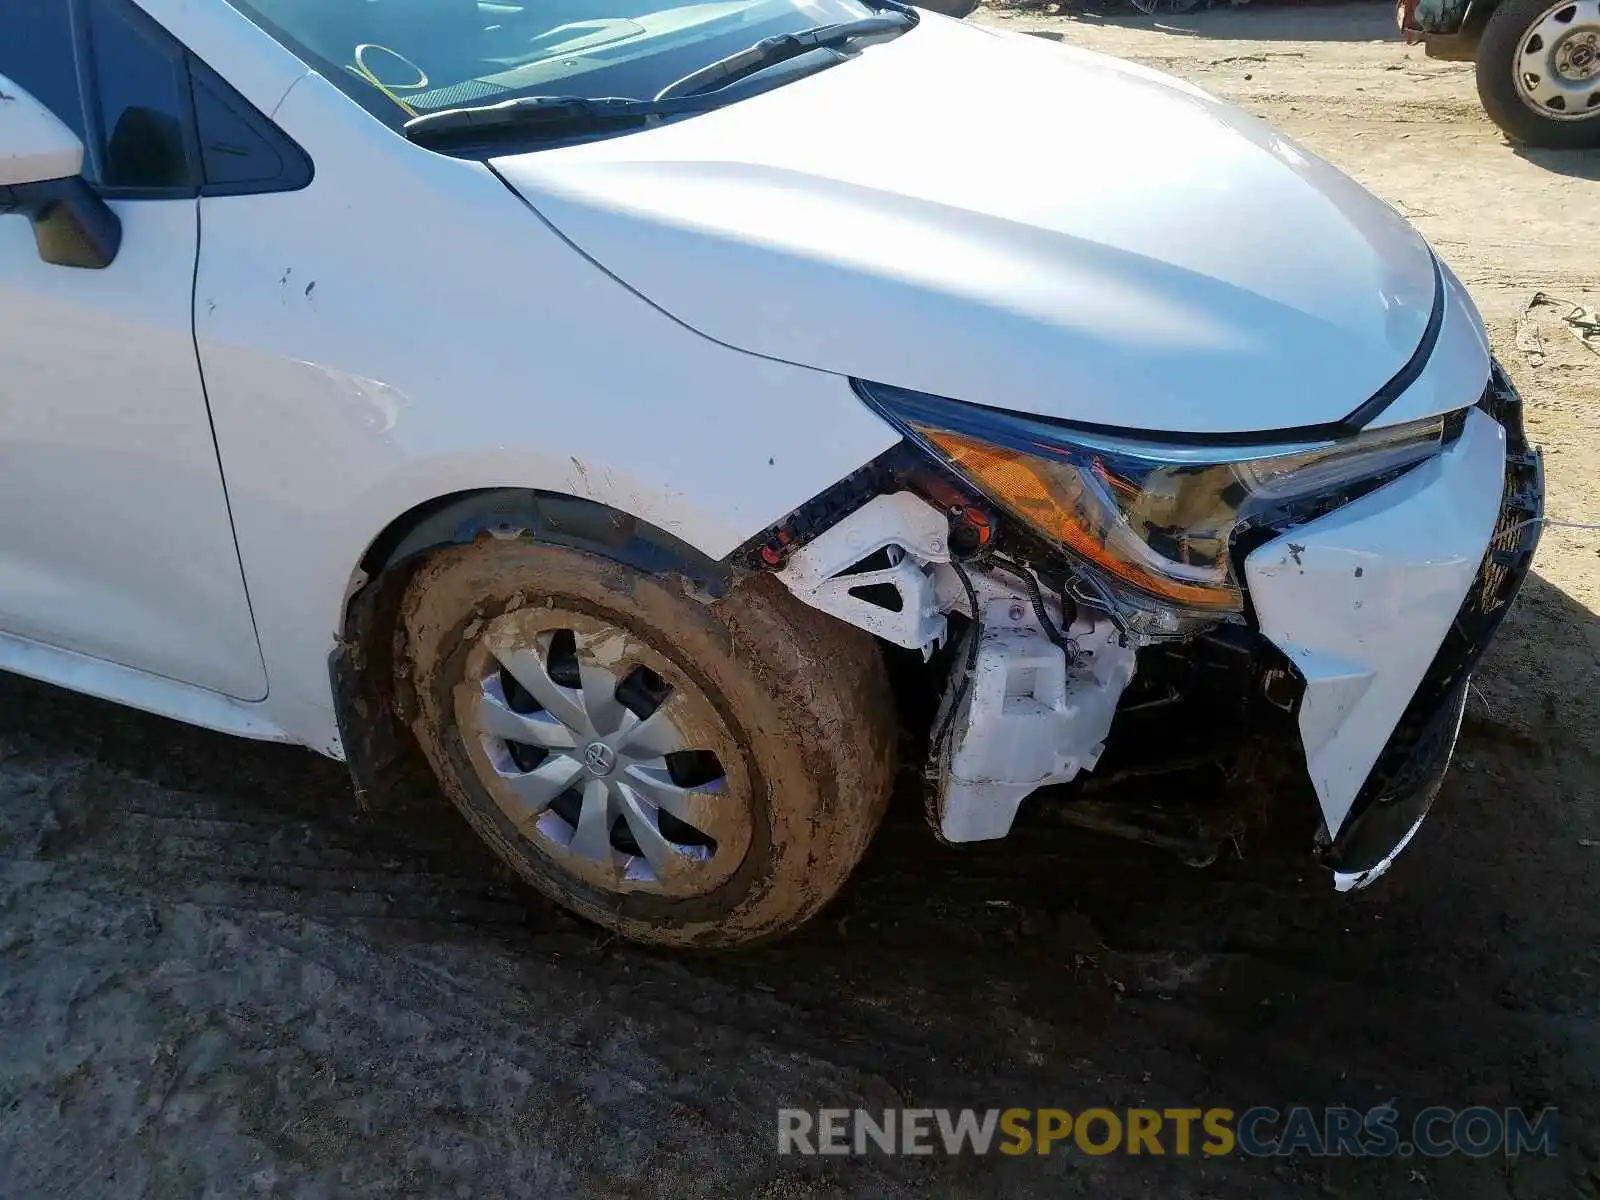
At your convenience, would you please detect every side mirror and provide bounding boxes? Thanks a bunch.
[0,74,122,269]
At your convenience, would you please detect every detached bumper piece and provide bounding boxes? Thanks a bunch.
[1325,364,1543,883]
[1244,362,1542,889]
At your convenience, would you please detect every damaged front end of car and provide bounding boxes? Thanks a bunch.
[739,364,1542,891]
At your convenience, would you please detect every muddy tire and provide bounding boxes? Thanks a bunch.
[1476,0,1600,148]
[397,538,896,949]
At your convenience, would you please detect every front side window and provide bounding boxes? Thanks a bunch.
[0,1,91,145]
[87,0,195,190]
[0,0,196,194]
[221,0,889,131]
[0,0,310,198]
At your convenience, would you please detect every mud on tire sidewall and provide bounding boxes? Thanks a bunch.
[397,539,897,949]
[1475,0,1600,148]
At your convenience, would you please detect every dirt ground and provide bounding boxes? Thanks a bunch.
[2,5,1597,1197]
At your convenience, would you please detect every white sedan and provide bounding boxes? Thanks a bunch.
[0,0,1541,946]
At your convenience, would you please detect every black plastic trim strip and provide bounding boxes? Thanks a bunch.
[186,55,314,197]
[1334,252,1447,433]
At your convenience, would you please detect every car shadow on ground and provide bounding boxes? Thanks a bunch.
[1513,146,1600,179]
[0,566,1593,1197]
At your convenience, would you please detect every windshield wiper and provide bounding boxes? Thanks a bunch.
[654,12,916,101]
[404,94,678,144]
[403,9,917,147]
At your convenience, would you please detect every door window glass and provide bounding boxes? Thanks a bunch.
[86,0,196,191]
[1,0,307,198]
[0,1,87,142]
[0,0,197,194]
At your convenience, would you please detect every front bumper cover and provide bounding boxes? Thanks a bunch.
[1323,365,1543,880]
[1246,363,1542,885]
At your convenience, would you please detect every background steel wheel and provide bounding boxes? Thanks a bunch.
[398,539,897,948]
[1477,0,1600,147]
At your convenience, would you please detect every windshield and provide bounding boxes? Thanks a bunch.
[222,0,884,129]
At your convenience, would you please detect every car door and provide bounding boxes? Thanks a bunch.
[0,0,268,701]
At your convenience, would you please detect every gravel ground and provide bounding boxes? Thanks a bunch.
[2,5,1598,1197]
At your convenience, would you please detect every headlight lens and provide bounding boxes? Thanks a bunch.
[861,385,1448,615]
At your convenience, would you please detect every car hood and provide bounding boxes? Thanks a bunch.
[493,16,1441,436]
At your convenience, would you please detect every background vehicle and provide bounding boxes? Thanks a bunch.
[913,0,980,18]
[1401,0,1600,147]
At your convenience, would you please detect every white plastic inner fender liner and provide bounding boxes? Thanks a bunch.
[1244,406,1507,849]
[776,491,952,654]
[936,595,1137,843]
[776,490,1138,842]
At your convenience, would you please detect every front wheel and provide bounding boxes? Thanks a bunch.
[1476,0,1600,147]
[398,539,897,948]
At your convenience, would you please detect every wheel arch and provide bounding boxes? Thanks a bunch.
[331,487,734,808]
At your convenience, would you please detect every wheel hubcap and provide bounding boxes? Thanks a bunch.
[1515,0,1600,120]
[455,607,753,898]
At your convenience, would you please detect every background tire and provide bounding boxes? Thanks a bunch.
[1476,0,1600,148]
[398,538,897,949]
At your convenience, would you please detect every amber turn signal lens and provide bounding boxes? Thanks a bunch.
[915,425,1242,611]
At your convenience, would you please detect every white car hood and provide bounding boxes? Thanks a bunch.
[494,17,1441,436]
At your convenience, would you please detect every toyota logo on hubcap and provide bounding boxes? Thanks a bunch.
[583,742,617,776]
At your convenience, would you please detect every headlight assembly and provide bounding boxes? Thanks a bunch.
[857,382,1450,620]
